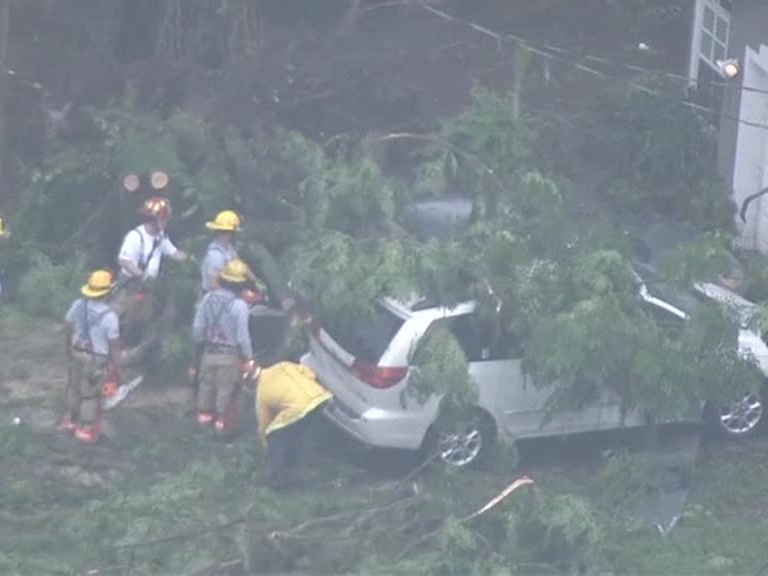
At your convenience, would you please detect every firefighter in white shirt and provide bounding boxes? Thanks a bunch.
[113,196,189,343]
[118,196,188,281]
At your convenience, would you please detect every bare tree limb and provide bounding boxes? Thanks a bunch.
[110,518,244,550]
[374,131,505,191]
[395,476,534,561]
[356,1,410,21]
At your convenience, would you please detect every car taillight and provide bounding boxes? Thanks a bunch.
[352,361,407,389]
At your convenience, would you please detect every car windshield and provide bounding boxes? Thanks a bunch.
[635,265,704,316]
[319,302,405,364]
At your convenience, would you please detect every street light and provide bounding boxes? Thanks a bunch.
[716,58,740,79]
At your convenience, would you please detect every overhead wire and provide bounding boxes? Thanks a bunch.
[419,5,768,133]
[419,4,768,97]
[0,59,44,92]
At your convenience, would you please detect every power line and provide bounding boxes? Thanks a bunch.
[420,4,768,99]
[550,44,768,99]
[0,59,44,92]
[420,5,768,133]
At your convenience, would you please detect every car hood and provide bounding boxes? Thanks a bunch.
[693,282,761,328]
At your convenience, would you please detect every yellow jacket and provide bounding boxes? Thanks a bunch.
[255,362,332,446]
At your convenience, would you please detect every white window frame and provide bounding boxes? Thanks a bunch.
[688,0,732,85]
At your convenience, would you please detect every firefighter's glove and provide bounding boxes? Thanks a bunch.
[240,289,263,305]
[102,380,119,399]
[241,359,261,381]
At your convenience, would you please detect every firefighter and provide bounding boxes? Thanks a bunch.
[192,258,255,435]
[113,196,189,344]
[62,269,121,443]
[253,361,332,490]
[201,210,259,294]
[118,196,189,281]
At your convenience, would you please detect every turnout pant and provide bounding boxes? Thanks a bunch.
[266,405,325,488]
[66,350,108,424]
[111,286,155,347]
[197,352,242,429]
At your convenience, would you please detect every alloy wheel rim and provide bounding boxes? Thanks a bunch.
[438,427,483,467]
[719,392,763,435]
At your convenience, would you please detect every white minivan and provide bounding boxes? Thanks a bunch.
[301,268,768,467]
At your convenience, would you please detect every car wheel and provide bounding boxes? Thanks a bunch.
[426,409,497,468]
[707,388,765,438]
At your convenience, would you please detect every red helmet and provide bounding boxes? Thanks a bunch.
[138,197,171,220]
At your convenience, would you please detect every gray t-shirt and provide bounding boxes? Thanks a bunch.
[201,241,238,292]
[65,298,120,356]
[192,289,252,357]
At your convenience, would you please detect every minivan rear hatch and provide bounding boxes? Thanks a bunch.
[309,301,408,392]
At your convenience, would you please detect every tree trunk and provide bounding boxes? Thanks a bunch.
[511,43,531,120]
[0,0,10,208]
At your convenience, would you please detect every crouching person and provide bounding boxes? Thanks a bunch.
[254,362,332,490]
[192,259,254,435]
[62,270,121,444]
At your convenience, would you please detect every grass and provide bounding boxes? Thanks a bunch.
[3,312,768,574]
[3,412,768,575]
[3,406,768,575]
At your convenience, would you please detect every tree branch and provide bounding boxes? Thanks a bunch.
[110,517,243,550]
[374,131,505,191]
[395,476,534,561]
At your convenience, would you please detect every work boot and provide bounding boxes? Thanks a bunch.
[197,411,214,427]
[74,423,100,444]
[60,414,77,433]
[214,418,239,441]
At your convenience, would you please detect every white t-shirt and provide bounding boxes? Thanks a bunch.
[118,225,178,279]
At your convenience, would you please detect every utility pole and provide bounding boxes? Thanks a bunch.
[0,0,10,208]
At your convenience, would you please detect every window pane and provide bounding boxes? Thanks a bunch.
[319,303,404,364]
[714,41,726,62]
[701,32,713,60]
[642,303,686,332]
[447,314,486,362]
[703,6,715,32]
[715,16,728,43]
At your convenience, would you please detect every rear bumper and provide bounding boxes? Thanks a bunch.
[301,353,428,451]
[322,397,427,451]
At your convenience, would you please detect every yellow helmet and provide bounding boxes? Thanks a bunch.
[220,259,249,284]
[81,269,115,299]
[206,210,242,232]
[0,216,8,238]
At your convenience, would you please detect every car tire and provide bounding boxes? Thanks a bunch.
[704,386,766,439]
[421,407,498,468]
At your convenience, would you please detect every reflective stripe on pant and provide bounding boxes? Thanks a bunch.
[197,352,241,422]
[67,350,108,424]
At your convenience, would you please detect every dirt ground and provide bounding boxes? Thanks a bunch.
[0,313,201,486]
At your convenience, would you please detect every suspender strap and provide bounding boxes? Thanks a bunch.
[135,228,162,273]
[205,295,236,348]
[76,300,111,355]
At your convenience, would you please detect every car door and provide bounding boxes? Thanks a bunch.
[446,314,586,438]
[597,300,688,430]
